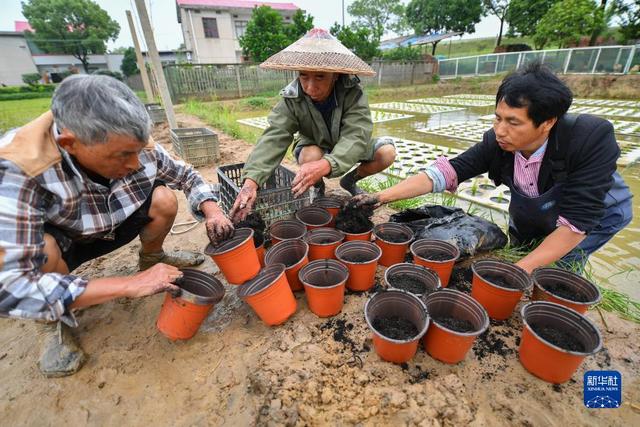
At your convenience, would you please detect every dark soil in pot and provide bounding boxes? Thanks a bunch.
[372,316,419,340]
[236,212,266,247]
[336,201,373,234]
[542,281,589,302]
[376,232,408,243]
[342,253,374,263]
[416,250,451,261]
[480,273,520,289]
[530,323,586,352]
[388,274,427,294]
[432,315,475,333]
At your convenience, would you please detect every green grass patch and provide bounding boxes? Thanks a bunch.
[358,174,458,211]
[180,99,262,144]
[0,97,52,134]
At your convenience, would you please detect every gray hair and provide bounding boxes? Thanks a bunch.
[51,74,152,145]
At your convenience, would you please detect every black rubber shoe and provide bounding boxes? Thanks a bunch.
[339,170,364,196]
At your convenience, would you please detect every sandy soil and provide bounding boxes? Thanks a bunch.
[1,115,638,426]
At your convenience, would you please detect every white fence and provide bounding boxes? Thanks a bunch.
[438,45,639,79]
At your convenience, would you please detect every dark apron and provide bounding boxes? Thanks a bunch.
[508,171,631,245]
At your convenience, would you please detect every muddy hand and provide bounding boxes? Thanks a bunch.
[352,193,382,209]
[127,263,182,298]
[206,212,235,246]
[291,159,331,198]
[229,179,258,222]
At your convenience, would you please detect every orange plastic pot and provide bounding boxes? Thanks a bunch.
[264,240,309,292]
[365,289,430,364]
[299,259,348,317]
[312,197,342,227]
[531,267,601,314]
[411,239,460,287]
[205,228,260,285]
[256,244,265,267]
[422,289,489,364]
[156,269,225,341]
[384,263,441,299]
[373,223,414,267]
[304,227,345,261]
[295,206,333,230]
[238,263,297,326]
[335,241,382,291]
[254,232,266,267]
[269,219,307,245]
[342,229,373,241]
[471,259,532,320]
[519,301,602,383]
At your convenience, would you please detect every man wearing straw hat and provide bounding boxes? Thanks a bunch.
[229,28,397,221]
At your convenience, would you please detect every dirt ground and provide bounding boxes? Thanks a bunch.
[1,115,639,426]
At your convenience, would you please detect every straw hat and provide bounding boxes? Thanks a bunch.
[260,28,376,76]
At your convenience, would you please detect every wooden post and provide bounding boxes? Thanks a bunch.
[126,10,154,103]
[133,0,177,129]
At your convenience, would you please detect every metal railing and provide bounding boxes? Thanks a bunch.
[438,45,639,79]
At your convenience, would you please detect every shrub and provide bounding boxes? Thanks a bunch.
[241,96,272,109]
[494,43,532,53]
[0,84,56,95]
[22,73,42,85]
[0,92,53,101]
[91,69,124,81]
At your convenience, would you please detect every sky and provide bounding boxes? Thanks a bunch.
[1,0,504,51]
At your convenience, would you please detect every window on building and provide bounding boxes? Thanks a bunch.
[202,17,219,38]
[234,20,248,38]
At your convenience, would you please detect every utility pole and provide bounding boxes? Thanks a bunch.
[342,0,345,26]
[134,0,177,129]
[126,10,154,103]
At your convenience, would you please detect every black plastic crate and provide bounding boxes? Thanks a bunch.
[217,163,310,226]
[170,127,220,167]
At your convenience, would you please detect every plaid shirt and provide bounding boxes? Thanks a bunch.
[0,121,218,326]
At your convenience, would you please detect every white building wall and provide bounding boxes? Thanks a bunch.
[0,34,38,85]
[180,6,295,64]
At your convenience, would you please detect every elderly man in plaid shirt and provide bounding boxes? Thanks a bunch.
[0,75,234,377]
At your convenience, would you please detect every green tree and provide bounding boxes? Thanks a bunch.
[120,47,138,77]
[240,6,289,62]
[534,0,600,48]
[619,0,640,42]
[405,0,483,55]
[506,0,560,37]
[329,23,380,61]
[284,9,314,43]
[22,0,120,73]
[588,0,622,45]
[347,0,408,42]
[482,1,511,47]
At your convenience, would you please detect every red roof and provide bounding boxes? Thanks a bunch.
[15,21,34,32]
[176,0,298,10]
